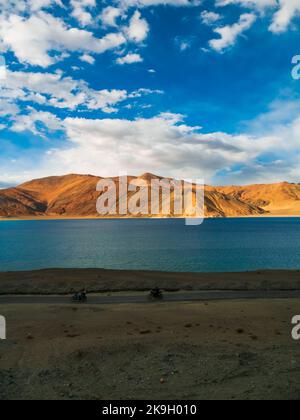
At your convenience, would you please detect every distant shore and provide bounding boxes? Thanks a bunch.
[1,215,190,221]
[1,214,300,222]
[1,268,300,295]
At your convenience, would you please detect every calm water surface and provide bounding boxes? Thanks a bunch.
[0,218,300,272]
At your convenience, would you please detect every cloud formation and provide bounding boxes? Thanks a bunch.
[117,53,144,64]
[1,70,127,112]
[1,0,300,188]
[70,0,96,27]
[3,110,299,186]
[209,13,256,52]
[0,69,164,130]
[125,11,150,43]
[0,12,126,67]
[100,6,122,28]
[201,10,222,26]
[118,0,195,7]
[216,0,300,34]
[269,0,300,33]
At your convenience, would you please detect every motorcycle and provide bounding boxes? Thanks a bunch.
[148,288,163,301]
[71,292,87,303]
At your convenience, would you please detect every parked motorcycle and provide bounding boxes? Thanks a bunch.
[148,287,163,301]
[71,292,87,303]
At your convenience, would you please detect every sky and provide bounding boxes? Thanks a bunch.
[1,0,300,187]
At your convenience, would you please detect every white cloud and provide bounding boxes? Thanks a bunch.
[269,0,300,33]
[179,42,191,51]
[216,0,300,34]
[201,10,222,25]
[209,13,256,52]
[125,11,150,43]
[118,0,195,7]
[46,111,300,184]
[0,56,6,80]
[27,112,273,183]
[216,0,276,9]
[0,70,125,111]
[0,0,201,71]
[71,0,96,27]
[0,70,162,115]
[80,53,95,64]
[117,53,144,64]
[175,36,193,51]
[0,0,63,14]
[0,12,126,67]
[11,108,63,136]
[0,98,20,117]
[53,114,231,179]
[3,105,300,185]
[100,6,122,27]
[128,88,164,97]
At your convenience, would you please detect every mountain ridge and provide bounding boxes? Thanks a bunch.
[1,173,300,218]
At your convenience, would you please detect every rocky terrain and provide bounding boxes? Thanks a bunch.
[1,173,300,218]
[1,299,299,400]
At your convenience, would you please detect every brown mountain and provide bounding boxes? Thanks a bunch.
[212,182,300,216]
[0,174,299,218]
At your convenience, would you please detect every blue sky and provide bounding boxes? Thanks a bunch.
[1,0,300,187]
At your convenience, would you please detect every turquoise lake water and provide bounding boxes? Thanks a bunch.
[0,218,300,272]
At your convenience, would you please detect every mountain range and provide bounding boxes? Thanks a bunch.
[1,173,300,218]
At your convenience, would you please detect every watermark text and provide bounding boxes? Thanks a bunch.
[96,176,204,226]
[292,55,300,80]
[0,315,6,340]
[292,315,300,340]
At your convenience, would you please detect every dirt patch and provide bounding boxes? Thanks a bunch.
[0,299,300,400]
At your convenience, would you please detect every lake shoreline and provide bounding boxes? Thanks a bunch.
[1,215,300,221]
[1,268,300,295]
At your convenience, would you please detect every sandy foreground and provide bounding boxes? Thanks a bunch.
[1,269,300,400]
[0,299,300,400]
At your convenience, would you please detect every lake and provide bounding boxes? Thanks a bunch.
[0,218,300,272]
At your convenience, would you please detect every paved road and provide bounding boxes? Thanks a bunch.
[1,290,300,305]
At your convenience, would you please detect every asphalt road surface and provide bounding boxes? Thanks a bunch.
[1,290,300,305]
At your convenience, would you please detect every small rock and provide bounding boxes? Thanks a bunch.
[139,330,151,335]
